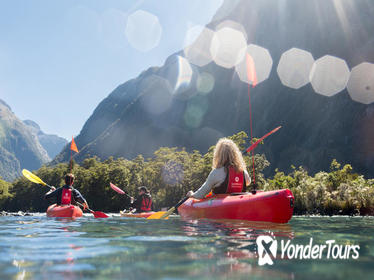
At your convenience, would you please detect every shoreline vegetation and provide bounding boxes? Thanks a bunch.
[1,132,373,216]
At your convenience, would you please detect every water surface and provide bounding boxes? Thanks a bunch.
[0,215,373,279]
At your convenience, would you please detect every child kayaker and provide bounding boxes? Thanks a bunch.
[44,173,89,209]
[128,186,154,213]
[186,138,251,199]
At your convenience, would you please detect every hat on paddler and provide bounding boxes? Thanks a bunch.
[138,186,150,193]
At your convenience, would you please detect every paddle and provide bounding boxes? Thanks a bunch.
[242,126,281,155]
[76,202,109,218]
[242,126,281,194]
[147,197,189,220]
[22,169,108,218]
[22,169,51,187]
[110,182,132,199]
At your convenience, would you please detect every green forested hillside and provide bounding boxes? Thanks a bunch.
[2,132,374,215]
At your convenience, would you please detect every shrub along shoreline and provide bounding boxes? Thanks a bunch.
[1,132,373,215]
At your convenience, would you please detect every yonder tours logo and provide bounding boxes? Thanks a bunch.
[256,236,278,265]
[256,235,360,266]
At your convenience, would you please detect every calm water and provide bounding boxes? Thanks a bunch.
[0,215,373,280]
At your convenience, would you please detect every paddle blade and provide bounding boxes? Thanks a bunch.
[244,126,282,154]
[160,207,175,219]
[147,207,175,220]
[110,182,125,195]
[147,211,167,220]
[22,169,46,186]
[93,211,109,218]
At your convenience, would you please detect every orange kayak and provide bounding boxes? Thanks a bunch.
[178,189,294,223]
[120,211,156,218]
[46,204,83,218]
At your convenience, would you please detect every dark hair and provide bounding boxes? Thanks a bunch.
[65,173,75,185]
[138,186,149,193]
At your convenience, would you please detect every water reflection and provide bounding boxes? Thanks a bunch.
[180,219,294,279]
[1,216,373,279]
[181,219,294,239]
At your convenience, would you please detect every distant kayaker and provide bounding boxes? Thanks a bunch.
[186,138,251,199]
[129,186,154,213]
[44,173,89,209]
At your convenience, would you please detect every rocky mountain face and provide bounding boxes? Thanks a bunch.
[54,0,374,177]
[23,120,67,159]
[0,100,50,181]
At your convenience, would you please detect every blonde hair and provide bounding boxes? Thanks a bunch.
[212,138,246,172]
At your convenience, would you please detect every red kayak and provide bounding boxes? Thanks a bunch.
[178,189,294,223]
[46,204,83,218]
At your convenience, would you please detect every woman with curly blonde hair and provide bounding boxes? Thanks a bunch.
[186,138,250,199]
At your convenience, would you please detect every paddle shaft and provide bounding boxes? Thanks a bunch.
[147,197,188,219]
[242,126,281,155]
[174,197,189,209]
[110,183,132,199]
[44,183,54,190]
[76,202,93,213]
[122,192,132,199]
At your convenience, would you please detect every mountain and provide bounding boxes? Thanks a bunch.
[0,99,50,181]
[23,120,67,159]
[54,0,374,177]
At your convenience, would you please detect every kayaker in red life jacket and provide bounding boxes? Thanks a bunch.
[186,138,251,199]
[44,173,89,210]
[129,186,154,213]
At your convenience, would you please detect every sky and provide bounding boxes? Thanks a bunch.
[0,0,223,140]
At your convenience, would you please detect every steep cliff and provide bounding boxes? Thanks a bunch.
[53,0,374,177]
[0,99,50,181]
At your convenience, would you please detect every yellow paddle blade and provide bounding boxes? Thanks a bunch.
[147,207,175,220]
[146,211,166,219]
[22,169,46,186]
[160,207,175,219]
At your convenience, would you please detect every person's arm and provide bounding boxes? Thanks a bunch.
[187,168,226,199]
[132,197,142,212]
[244,170,251,186]
[44,187,57,199]
[73,189,88,208]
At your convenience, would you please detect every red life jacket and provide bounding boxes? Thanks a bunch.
[61,188,72,205]
[213,167,245,194]
[140,196,152,212]
[227,167,244,193]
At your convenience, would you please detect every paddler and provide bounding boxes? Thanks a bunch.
[186,138,251,198]
[44,173,89,209]
[128,186,154,213]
